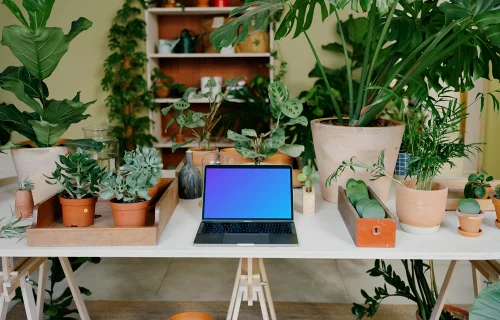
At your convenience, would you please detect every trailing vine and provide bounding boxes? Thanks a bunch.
[102,0,157,155]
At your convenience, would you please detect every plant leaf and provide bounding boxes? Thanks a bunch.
[0,104,38,143]
[281,98,304,119]
[28,120,69,147]
[278,144,304,158]
[23,0,55,29]
[62,139,104,152]
[2,0,30,29]
[282,116,308,127]
[242,128,257,137]
[43,98,95,124]
[470,282,500,319]
[227,130,251,142]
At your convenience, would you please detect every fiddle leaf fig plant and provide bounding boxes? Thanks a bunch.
[0,0,101,151]
[227,81,307,164]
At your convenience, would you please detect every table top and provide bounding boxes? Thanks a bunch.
[0,172,499,260]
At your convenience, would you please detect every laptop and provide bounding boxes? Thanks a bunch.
[194,165,298,246]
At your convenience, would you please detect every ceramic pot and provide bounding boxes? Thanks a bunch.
[189,147,218,168]
[59,195,97,227]
[265,151,293,165]
[155,84,170,98]
[311,118,404,203]
[302,186,315,215]
[11,142,71,204]
[457,209,484,236]
[493,196,500,229]
[110,199,148,227]
[396,180,448,235]
[416,305,468,320]
[15,190,34,218]
[196,0,209,7]
[175,133,185,143]
[394,152,411,176]
[220,148,253,164]
[178,150,202,199]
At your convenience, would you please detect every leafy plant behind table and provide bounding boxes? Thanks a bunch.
[102,0,157,155]
[0,0,102,151]
[464,170,493,199]
[210,0,500,127]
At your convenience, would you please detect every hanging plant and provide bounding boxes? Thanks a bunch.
[102,0,157,155]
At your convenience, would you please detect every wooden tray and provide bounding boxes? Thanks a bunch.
[436,179,499,211]
[338,186,396,248]
[27,178,179,247]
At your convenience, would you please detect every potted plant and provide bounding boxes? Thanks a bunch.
[493,186,500,229]
[464,170,493,199]
[15,177,34,219]
[227,81,307,165]
[470,282,500,319]
[45,149,105,227]
[99,171,151,227]
[0,1,103,204]
[353,259,469,320]
[161,77,244,167]
[456,198,484,237]
[151,68,174,98]
[210,0,500,204]
[297,165,319,215]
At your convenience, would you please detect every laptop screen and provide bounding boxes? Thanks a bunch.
[203,165,293,220]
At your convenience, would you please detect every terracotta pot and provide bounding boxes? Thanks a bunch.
[416,304,469,320]
[175,133,185,143]
[148,182,160,206]
[311,118,404,203]
[196,0,209,7]
[220,148,253,164]
[59,195,97,227]
[164,0,176,7]
[493,196,500,228]
[11,141,71,204]
[479,186,492,199]
[155,84,170,98]
[15,190,34,218]
[266,151,293,165]
[189,147,219,168]
[169,312,214,320]
[396,180,448,235]
[110,199,148,227]
[457,209,484,235]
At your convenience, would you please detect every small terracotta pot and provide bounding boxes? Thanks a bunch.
[416,304,469,320]
[493,196,500,228]
[59,195,97,227]
[110,199,148,227]
[196,0,209,7]
[457,209,484,235]
[164,0,176,7]
[169,312,214,320]
[479,186,492,199]
[15,190,34,218]
[396,180,448,234]
[189,147,219,168]
[175,133,185,143]
[220,148,253,164]
[155,84,170,98]
[147,181,160,206]
[266,151,293,165]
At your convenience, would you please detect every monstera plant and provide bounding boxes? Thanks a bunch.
[0,0,100,150]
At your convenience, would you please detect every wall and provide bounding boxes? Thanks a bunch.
[482,80,500,177]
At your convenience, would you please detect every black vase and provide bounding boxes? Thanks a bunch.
[178,151,202,199]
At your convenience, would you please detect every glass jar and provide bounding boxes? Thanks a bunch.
[83,126,119,172]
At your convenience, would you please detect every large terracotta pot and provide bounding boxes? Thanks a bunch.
[15,190,34,218]
[416,304,468,320]
[396,180,448,234]
[266,151,293,165]
[59,195,97,227]
[311,118,404,203]
[493,196,500,229]
[189,147,218,168]
[457,209,484,235]
[110,200,148,227]
[220,148,253,164]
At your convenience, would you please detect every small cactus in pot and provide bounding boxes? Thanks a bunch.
[15,177,34,218]
[297,165,319,215]
[457,198,484,237]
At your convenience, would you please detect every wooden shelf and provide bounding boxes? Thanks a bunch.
[149,53,271,58]
[155,97,244,103]
[148,7,249,15]
[154,138,235,148]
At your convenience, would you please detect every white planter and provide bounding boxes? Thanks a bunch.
[302,186,315,215]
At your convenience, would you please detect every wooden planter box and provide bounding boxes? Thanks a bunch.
[338,186,396,248]
[27,178,178,247]
[436,179,499,211]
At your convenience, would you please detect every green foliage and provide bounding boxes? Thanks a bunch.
[102,0,157,155]
[495,185,500,199]
[0,2,96,149]
[151,68,174,91]
[45,148,105,199]
[458,198,481,214]
[297,165,320,192]
[123,146,163,188]
[470,282,500,320]
[464,170,493,199]
[0,207,30,239]
[18,176,34,191]
[359,200,385,218]
[227,81,307,164]
[99,170,150,203]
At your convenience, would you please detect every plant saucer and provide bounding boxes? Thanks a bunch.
[458,227,482,238]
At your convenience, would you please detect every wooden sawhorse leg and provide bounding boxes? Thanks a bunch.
[59,257,90,320]
[429,260,457,320]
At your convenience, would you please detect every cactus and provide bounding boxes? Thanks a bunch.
[458,198,481,214]
[297,165,320,193]
[361,201,386,219]
[18,177,34,191]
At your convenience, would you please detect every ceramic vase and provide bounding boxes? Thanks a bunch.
[178,150,202,199]
[394,153,411,176]
[302,186,315,215]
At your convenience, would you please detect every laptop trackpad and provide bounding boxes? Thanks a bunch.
[223,234,269,244]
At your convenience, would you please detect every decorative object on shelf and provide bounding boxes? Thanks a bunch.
[158,39,180,54]
[214,0,229,7]
[470,282,500,319]
[102,0,157,155]
[165,0,177,8]
[174,29,205,54]
[175,132,185,143]
[227,81,307,165]
[464,170,493,199]
[196,0,209,7]
[220,45,235,55]
[394,153,411,177]
[178,150,202,199]
[151,68,175,98]
[235,27,270,53]
[202,17,231,53]
[210,0,500,205]
[15,177,34,219]
[457,198,484,237]
[0,1,103,203]
[45,148,105,227]
[493,186,500,229]
[0,207,30,239]
[353,259,469,320]
[83,126,119,173]
[297,166,319,215]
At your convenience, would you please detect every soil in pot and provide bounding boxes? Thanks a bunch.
[110,199,148,227]
[493,195,500,228]
[59,195,97,227]
[416,304,469,320]
[15,190,34,218]
[457,209,484,236]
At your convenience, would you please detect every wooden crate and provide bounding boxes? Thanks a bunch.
[338,186,396,248]
[27,178,179,247]
[436,179,499,211]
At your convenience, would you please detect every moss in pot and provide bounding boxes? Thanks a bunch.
[45,148,105,227]
[457,198,484,237]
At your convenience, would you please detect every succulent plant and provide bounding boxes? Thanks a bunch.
[0,207,30,239]
[297,165,320,193]
[17,177,34,191]
[464,169,493,199]
[99,171,150,203]
[360,201,385,219]
[495,185,500,199]
[123,146,163,187]
[458,198,481,214]
[45,148,105,200]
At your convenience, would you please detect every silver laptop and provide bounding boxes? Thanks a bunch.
[194,165,298,246]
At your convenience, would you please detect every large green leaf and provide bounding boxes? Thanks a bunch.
[2,0,30,29]
[62,139,104,152]
[0,66,48,98]
[470,282,500,319]
[227,130,251,142]
[23,0,55,29]
[0,76,43,114]
[43,98,95,124]
[1,17,92,80]
[263,128,285,149]
[28,119,69,147]
[280,98,304,119]
[282,116,309,127]
[0,104,38,142]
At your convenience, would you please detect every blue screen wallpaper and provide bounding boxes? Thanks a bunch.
[203,167,292,220]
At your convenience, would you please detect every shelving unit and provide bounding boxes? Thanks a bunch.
[148,53,271,58]
[155,97,244,104]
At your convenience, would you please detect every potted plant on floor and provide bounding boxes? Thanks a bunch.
[456,198,484,237]
[151,68,174,98]
[45,149,105,227]
[14,177,34,219]
[0,0,103,203]
[493,186,500,229]
[297,165,319,215]
[227,81,307,165]
[122,146,163,202]
[464,170,493,199]
[161,77,244,167]
[470,282,500,319]
[210,0,500,203]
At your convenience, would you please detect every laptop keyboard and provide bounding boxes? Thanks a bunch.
[202,222,292,234]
